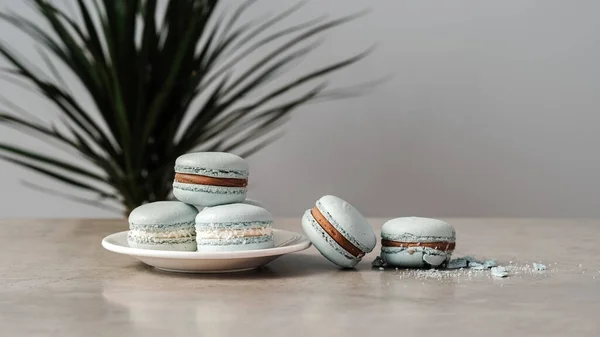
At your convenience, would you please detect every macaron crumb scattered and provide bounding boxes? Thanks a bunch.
[380,254,549,281]
[379,267,385,271]
[491,266,509,278]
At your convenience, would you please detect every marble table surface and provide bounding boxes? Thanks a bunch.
[1,218,599,337]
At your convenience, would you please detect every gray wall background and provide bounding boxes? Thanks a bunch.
[1,0,599,218]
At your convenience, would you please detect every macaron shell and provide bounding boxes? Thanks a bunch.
[382,249,451,268]
[128,201,198,225]
[195,203,273,224]
[301,209,359,268]
[423,253,448,266]
[175,152,249,178]
[381,250,425,268]
[316,195,376,253]
[381,217,455,242]
[172,183,246,206]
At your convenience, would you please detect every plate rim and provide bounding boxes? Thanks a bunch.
[102,229,311,260]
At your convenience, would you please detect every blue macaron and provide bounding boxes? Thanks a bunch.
[302,195,376,268]
[380,217,456,268]
[195,203,274,252]
[173,152,249,207]
[127,201,198,251]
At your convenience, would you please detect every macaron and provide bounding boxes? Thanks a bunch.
[173,152,249,206]
[127,201,198,251]
[380,217,456,268]
[302,195,376,268]
[195,203,274,252]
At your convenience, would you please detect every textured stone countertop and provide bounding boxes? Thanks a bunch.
[1,218,599,336]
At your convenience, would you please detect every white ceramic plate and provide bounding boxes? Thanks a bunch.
[102,229,311,273]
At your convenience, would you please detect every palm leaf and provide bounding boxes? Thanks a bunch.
[0,155,116,199]
[0,0,374,214]
[21,181,122,213]
[0,143,105,181]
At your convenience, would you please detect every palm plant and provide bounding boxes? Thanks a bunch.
[0,0,370,215]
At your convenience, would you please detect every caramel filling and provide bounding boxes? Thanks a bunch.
[311,206,365,258]
[174,173,247,187]
[381,239,455,251]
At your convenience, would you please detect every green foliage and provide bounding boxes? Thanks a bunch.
[0,0,369,214]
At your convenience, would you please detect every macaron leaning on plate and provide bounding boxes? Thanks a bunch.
[302,195,376,268]
[173,152,249,207]
[195,203,274,252]
[127,201,198,251]
[380,217,456,268]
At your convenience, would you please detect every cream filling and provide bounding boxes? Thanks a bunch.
[129,228,195,239]
[196,227,272,240]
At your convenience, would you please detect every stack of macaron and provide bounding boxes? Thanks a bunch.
[127,152,274,252]
[302,195,456,269]
[125,150,457,270]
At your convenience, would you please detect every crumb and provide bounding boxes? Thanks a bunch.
[532,263,547,271]
[379,267,385,271]
[483,260,498,268]
[463,256,483,264]
[579,264,583,267]
[491,266,509,278]
[448,256,502,270]
[372,256,386,268]
[447,258,468,269]
[469,262,486,270]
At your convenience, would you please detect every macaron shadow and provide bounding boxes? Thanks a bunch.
[127,253,335,280]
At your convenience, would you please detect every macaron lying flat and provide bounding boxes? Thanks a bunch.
[195,203,274,252]
[302,195,376,268]
[127,201,198,251]
[380,217,456,268]
[173,152,249,207]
